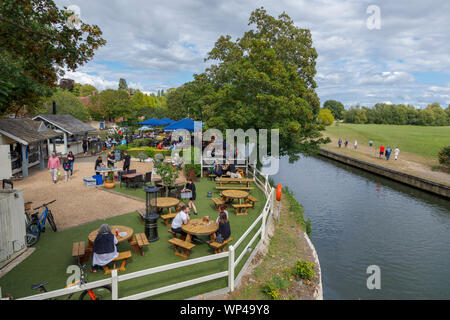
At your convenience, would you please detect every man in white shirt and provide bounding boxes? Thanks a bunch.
[394,147,400,160]
[171,205,190,237]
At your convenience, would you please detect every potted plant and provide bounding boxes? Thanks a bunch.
[104,171,115,189]
[155,162,179,196]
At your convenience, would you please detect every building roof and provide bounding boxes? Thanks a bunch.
[33,114,95,135]
[0,118,61,145]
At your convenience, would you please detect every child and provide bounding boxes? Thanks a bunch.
[62,158,70,182]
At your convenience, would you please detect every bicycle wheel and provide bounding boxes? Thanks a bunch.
[79,285,112,300]
[47,211,57,232]
[25,221,41,247]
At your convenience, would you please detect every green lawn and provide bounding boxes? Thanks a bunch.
[326,123,450,160]
[0,178,267,300]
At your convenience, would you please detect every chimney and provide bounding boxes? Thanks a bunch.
[52,101,56,115]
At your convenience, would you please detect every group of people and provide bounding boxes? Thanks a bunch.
[47,151,75,183]
[337,138,400,161]
[210,159,242,178]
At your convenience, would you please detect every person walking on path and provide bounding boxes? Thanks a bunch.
[48,152,60,184]
[82,136,88,155]
[379,145,385,158]
[394,147,400,160]
[67,151,75,176]
[183,178,198,215]
[354,140,358,150]
[338,138,342,148]
[344,139,348,148]
[385,147,392,160]
[62,158,70,182]
[122,151,131,172]
[369,140,373,148]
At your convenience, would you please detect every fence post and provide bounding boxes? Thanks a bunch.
[228,245,235,292]
[111,269,118,300]
[261,208,267,240]
[264,175,268,194]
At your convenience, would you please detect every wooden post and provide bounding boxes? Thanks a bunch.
[39,142,45,171]
[228,245,235,292]
[111,269,118,300]
[63,132,68,155]
[262,207,266,239]
[21,144,28,178]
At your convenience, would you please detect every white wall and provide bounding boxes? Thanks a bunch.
[0,190,26,269]
[0,144,12,180]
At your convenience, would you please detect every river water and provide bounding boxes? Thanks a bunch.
[272,155,450,299]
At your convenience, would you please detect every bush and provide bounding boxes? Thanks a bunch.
[293,261,315,281]
[262,283,279,300]
[438,146,450,168]
[184,164,201,177]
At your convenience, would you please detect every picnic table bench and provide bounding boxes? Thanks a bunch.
[209,237,233,254]
[102,250,132,275]
[246,195,259,208]
[215,178,253,187]
[72,241,90,264]
[216,186,254,191]
[232,203,253,215]
[168,238,196,259]
[211,197,225,209]
[161,213,177,227]
[129,233,149,256]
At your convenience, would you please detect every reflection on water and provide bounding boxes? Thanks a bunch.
[273,155,450,299]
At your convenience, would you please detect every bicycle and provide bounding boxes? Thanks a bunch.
[25,200,57,247]
[30,264,112,300]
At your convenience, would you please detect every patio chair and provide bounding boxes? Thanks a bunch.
[127,169,137,174]
[144,172,152,185]
[128,175,144,190]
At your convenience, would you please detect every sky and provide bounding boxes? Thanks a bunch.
[55,0,450,109]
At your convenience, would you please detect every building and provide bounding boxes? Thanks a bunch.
[32,114,96,155]
[0,118,61,179]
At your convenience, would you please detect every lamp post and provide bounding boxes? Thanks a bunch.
[144,185,160,242]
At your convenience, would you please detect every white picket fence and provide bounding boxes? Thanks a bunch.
[13,165,274,300]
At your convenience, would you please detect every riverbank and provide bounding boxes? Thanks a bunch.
[195,188,322,300]
[319,149,450,198]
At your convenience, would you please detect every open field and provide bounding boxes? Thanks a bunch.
[325,123,450,161]
[323,123,450,186]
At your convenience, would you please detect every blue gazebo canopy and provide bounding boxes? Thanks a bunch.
[138,118,166,126]
[160,118,175,125]
[163,118,197,132]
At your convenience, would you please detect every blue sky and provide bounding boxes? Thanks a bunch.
[57,0,450,109]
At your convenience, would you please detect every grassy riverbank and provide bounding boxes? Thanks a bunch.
[222,187,320,300]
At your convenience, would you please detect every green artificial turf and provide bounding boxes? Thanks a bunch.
[0,178,266,300]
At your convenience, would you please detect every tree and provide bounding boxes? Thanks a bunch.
[118,78,128,91]
[0,0,106,115]
[79,84,98,97]
[318,108,335,126]
[96,89,131,121]
[47,88,89,121]
[197,8,329,160]
[323,100,345,120]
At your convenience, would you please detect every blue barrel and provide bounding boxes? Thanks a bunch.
[92,174,103,185]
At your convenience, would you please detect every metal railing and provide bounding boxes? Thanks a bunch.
[12,165,274,300]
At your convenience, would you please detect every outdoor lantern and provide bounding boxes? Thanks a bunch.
[144,185,160,242]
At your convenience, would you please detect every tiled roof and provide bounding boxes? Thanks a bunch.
[0,118,61,145]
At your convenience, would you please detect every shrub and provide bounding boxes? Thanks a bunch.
[293,261,315,281]
[262,283,279,300]
[438,146,450,168]
[184,164,201,177]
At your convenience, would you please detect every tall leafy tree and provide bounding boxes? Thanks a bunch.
[47,88,89,121]
[118,78,128,91]
[0,0,106,115]
[199,8,329,160]
[323,100,345,120]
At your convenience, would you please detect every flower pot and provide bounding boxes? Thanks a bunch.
[104,181,115,189]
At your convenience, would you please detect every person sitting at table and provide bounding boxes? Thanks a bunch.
[223,159,239,178]
[91,224,118,273]
[183,178,198,215]
[94,156,103,175]
[211,160,223,177]
[107,151,115,168]
[214,212,231,244]
[171,205,190,238]
[216,204,229,222]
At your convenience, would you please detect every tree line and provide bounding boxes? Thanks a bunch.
[341,102,450,126]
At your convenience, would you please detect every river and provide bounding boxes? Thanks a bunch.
[272,155,450,299]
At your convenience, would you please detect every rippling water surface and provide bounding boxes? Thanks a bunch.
[273,156,450,299]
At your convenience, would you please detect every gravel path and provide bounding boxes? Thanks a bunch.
[15,157,154,231]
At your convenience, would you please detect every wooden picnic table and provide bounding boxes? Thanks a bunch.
[215,177,253,187]
[156,197,180,214]
[87,225,134,254]
[181,219,218,243]
[154,178,186,196]
[221,189,249,205]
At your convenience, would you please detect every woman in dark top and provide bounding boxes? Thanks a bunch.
[122,151,131,172]
[183,178,198,215]
[94,156,103,175]
[216,212,231,242]
[107,151,115,167]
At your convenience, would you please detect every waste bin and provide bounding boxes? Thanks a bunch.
[92,174,103,185]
